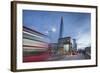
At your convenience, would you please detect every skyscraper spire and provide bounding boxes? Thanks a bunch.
[59,16,63,39]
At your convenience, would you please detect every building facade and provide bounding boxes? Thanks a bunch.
[58,37,72,55]
[72,39,77,51]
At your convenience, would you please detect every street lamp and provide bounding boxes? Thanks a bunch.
[45,27,56,38]
[51,28,56,32]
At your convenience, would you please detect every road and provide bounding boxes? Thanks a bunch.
[62,53,86,60]
[47,53,90,61]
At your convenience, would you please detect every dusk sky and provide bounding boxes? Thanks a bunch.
[23,10,91,49]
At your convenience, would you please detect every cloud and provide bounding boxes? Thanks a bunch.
[76,31,91,49]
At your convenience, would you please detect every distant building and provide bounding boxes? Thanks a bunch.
[58,37,72,54]
[72,39,77,51]
[85,46,91,53]
[58,37,71,44]
[85,46,91,58]
[49,43,59,55]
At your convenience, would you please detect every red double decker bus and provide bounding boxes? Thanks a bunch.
[23,26,51,62]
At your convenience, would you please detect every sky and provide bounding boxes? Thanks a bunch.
[23,10,91,49]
